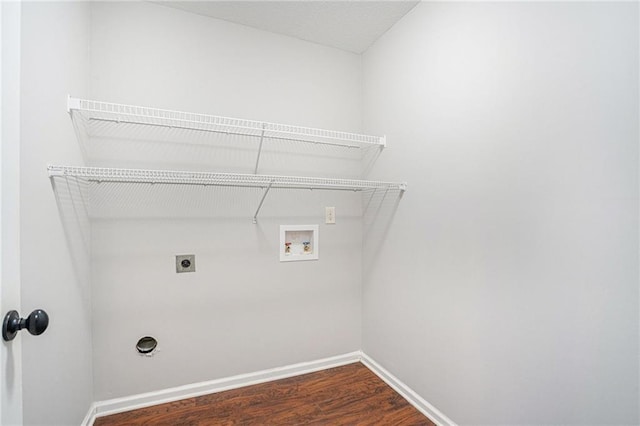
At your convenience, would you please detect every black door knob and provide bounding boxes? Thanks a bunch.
[2,309,49,341]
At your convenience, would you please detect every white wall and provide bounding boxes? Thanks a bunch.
[362,2,639,424]
[89,2,363,400]
[89,2,361,132]
[19,2,93,425]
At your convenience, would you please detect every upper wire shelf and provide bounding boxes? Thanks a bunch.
[68,96,386,151]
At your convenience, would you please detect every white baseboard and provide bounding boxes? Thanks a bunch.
[81,351,361,425]
[360,352,456,426]
[81,402,97,426]
[81,350,454,426]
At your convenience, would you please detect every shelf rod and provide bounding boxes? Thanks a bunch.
[88,117,366,149]
[253,180,274,224]
[254,123,267,174]
[82,179,376,192]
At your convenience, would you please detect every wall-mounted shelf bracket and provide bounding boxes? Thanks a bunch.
[66,94,82,114]
[48,167,66,177]
[253,180,274,224]
[253,123,267,174]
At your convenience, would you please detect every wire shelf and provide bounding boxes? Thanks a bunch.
[62,98,403,222]
[48,165,406,192]
[68,96,386,151]
[49,165,406,223]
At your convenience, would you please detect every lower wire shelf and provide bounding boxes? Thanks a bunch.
[48,165,407,223]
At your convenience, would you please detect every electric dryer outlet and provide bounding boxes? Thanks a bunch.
[176,254,195,273]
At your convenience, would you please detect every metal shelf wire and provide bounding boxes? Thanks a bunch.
[48,165,405,191]
[48,165,406,223]
[68,96,386,151]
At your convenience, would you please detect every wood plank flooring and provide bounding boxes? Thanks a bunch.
[94,362,434,425]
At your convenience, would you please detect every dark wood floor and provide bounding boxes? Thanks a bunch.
[94,362,434,425]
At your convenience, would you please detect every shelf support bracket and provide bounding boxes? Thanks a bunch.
[253,180,274,224]
[67,95,81,114]
[254,123,267,174]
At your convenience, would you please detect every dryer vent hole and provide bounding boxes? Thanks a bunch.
[136,336,157,354]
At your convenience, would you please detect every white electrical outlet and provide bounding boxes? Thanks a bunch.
[325,207,336,224]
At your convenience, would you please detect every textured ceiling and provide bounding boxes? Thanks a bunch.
[156,1,419,53]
